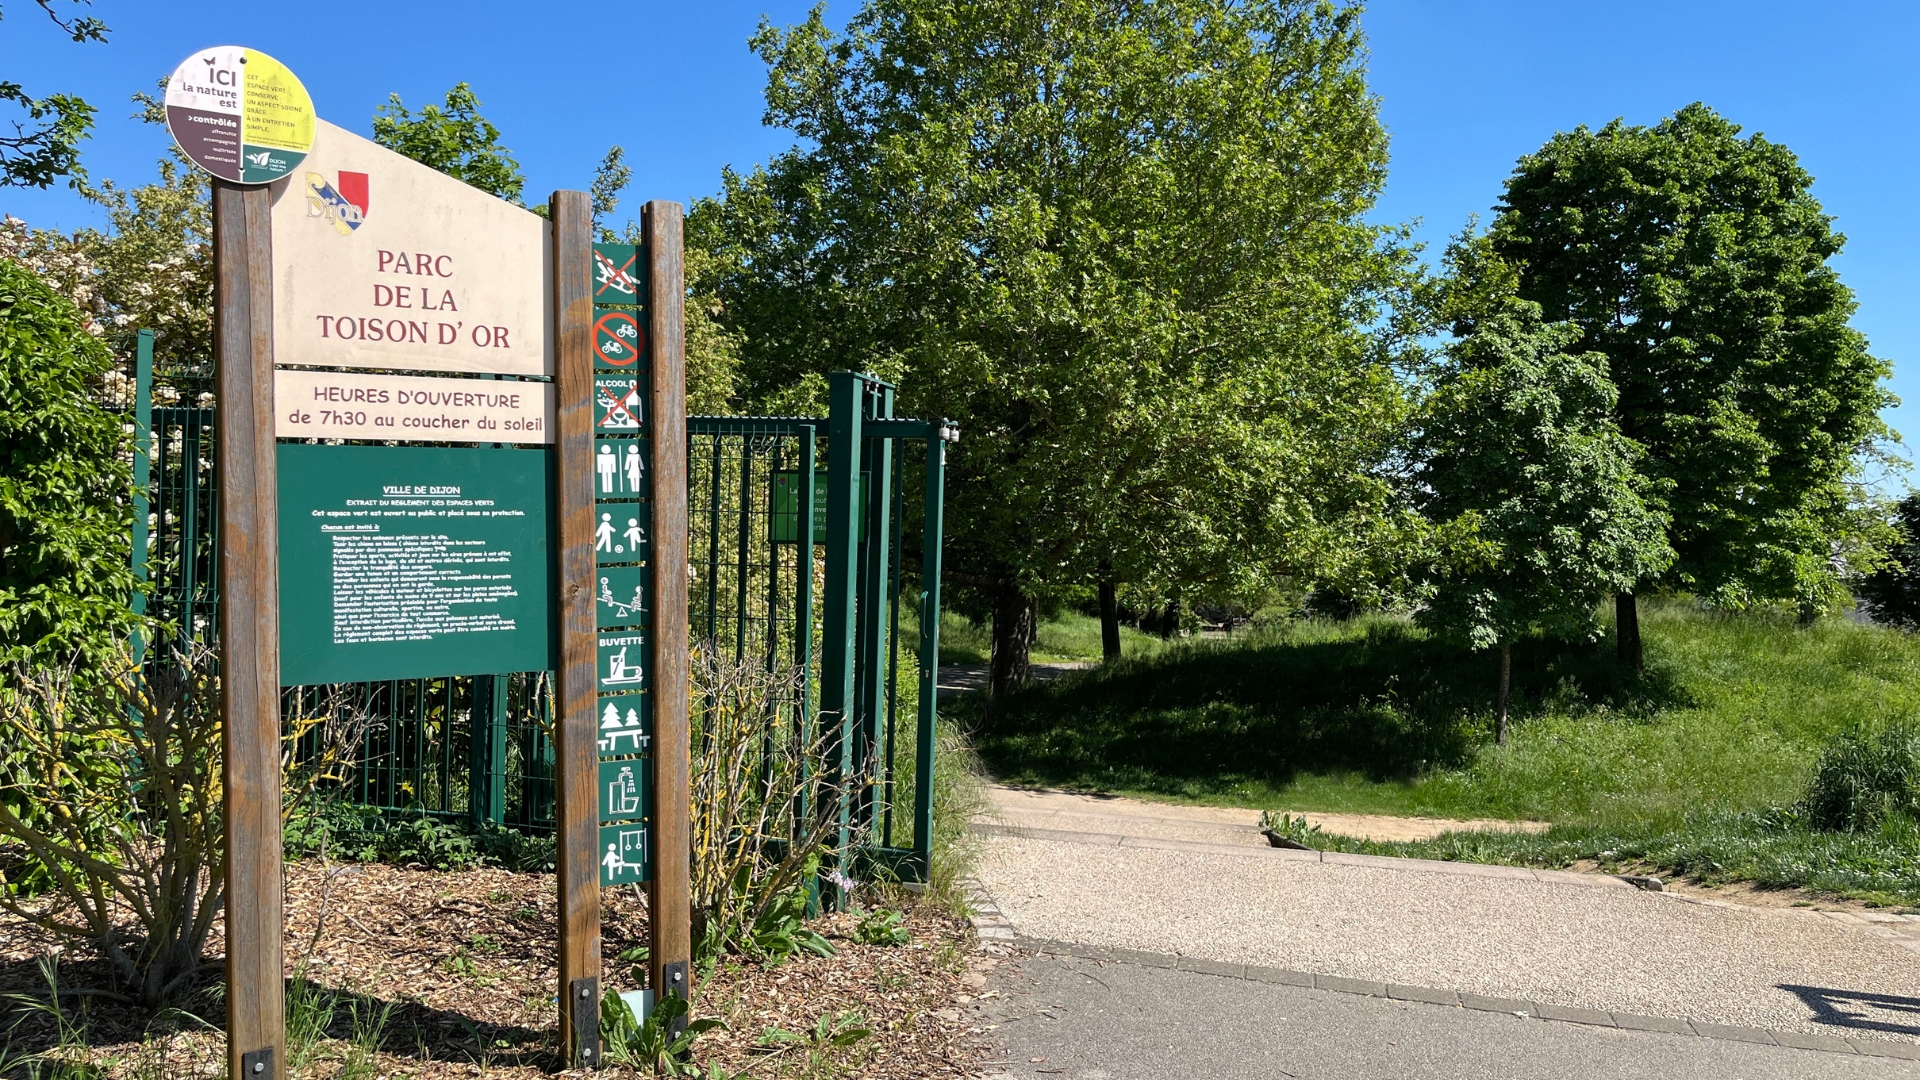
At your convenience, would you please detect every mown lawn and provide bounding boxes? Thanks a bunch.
[958,603,1920,903]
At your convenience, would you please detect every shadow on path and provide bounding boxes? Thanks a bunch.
[1781,983,1920,1038]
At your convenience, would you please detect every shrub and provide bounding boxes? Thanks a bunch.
[0,256,137,662]
[688,648,855,965]
[1803,721,1920,831]
[0,644,372,1006]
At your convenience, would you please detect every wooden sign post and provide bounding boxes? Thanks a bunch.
[643,200,692,1025]
[214,178,286,1080]
[549,190,603,1065]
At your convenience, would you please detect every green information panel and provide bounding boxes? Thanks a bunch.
[278,444,555,685]
[592,244,641,306]
[771,471,867,544]
[596,692,650,754]
[595,372,647,432]
[599,759,650,822]
[596,565,651,628]
[594,502,650,565]
[594,438,650,499]
[598,630,649,692]
[593,308,644,371]
[600,822,650,885]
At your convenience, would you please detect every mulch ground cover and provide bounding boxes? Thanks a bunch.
[0,859,992,1078]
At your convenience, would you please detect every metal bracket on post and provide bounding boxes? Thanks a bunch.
[239,1048,273,1079]
[661,961,689,1039]
[570,977,600,1068]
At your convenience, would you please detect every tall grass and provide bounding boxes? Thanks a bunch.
[967,602,1920,825]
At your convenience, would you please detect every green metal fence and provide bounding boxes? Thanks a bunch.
[686,370,953,879]
[130,346,950,878]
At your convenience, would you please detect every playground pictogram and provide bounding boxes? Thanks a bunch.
[594,309,643,368]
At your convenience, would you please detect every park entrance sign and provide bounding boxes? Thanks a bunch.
[266,121,559,688]
[189,45,689,1080]
[269,120,551,376]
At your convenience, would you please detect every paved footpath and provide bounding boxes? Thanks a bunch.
[966,787,1920,1077]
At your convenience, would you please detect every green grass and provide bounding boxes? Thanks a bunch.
[937,610,1168,665]
[958,602,1920,902]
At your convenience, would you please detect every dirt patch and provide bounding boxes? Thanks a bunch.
[0,859,990,1078]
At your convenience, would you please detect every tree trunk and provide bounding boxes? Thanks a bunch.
[1496,641,1512,746]
[1615,591,1643,673]
[1160,596,1179,641]
[990,579,1034,699]
[1097,562,1121,663]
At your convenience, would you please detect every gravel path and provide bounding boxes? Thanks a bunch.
[976,831,1920,1043]
[987,784,1549,842]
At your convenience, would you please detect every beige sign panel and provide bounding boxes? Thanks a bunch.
[276,369,553,443]
[270,119,552,376]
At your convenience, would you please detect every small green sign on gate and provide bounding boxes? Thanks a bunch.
[771,471,867,544]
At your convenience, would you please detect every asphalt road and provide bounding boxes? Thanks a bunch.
[974,954,1920,1080]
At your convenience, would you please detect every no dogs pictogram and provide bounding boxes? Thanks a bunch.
[594,310,643,368]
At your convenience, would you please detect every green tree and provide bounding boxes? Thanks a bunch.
[1417,243,1670,742]
[373,83,528,203]
[1488,103,1896,665]
[697,0,1417,694]
[0,256,137,661]
[1,1,106,188]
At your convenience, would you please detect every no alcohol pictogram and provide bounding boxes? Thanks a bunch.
[594,309,643,369]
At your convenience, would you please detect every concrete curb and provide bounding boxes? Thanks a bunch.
[970,821,1637,891]
[957,873,1920,1062]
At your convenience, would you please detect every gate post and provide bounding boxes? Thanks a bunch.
[820,372,865,909]
[913,423,951,875]
[854,387,894,840]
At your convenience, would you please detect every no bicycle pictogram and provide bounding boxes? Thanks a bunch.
[594,310,643,368]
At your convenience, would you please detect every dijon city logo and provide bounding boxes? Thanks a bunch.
[306,170,370,234]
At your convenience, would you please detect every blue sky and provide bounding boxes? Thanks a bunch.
[5,2,1917,480]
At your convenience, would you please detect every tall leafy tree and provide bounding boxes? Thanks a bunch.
[1488,103,1895,666]
[1417,241,1671,742]
[1,0,106,189]
[697,0,1418,694]
[373,83,528,203]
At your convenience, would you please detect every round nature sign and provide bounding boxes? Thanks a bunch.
[164,46,315,184]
